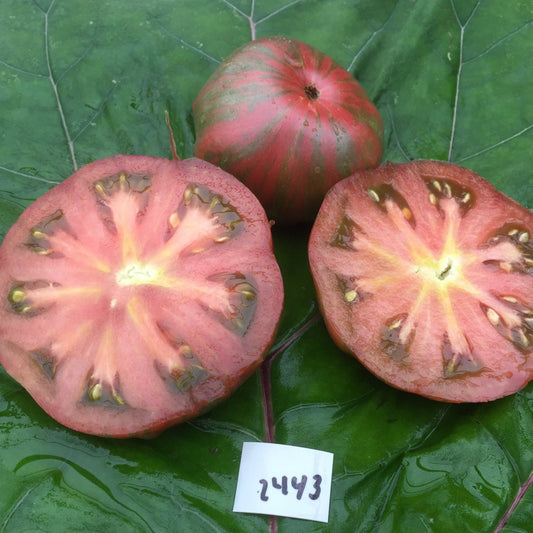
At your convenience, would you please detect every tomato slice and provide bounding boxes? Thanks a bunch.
[0,156,283,437]
[308,160,533,402]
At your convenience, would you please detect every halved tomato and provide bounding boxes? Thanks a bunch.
[308,160,533,402]
[0,155,283,437]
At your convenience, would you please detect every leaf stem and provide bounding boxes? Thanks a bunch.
[259,313,321,533]
[260,355,275,444]
[494,471,533,532]
[260,313,322,444]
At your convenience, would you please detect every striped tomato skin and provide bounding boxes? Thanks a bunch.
[193,36,384,224]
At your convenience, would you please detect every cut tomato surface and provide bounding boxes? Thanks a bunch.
[0,155,283,437]
[308,160,533,402]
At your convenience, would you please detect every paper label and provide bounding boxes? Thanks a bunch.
[233,442,334,523]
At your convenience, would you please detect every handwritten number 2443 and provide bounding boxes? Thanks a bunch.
[259,474,322,501]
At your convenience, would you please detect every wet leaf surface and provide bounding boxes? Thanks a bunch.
[1,1,532,531]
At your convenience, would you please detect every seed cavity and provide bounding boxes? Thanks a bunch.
[481,299,533,353]
[154,344,208,393]
[94,172,151,234]
[30,349,58,380]
[172,364,207,392]
[170,183,242,244]
[331,215,360,250]
[7,280,58,316]
[336,276,363,305]
[423,176,475,214]
[442,333,483,377]
[511,327,530,350]
[367,184,416,227]
[83,373,127,407]
[94,172,151,198]
[381,314,413,361]
[206,272,257,335]
[483,223,533,274]
[25,210,69,258]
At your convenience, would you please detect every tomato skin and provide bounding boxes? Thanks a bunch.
[193,36,384,224]
[308,160,533,402]
[0,155,284,437]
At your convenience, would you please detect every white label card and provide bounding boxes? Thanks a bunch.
[233,442,334,523]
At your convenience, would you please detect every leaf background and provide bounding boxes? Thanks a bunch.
[1,0,532,531]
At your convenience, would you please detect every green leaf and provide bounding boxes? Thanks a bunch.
[1,1,532,532]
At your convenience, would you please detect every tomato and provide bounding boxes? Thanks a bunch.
[0,155,284,437]
[308,160,533,402]
[193,36,384,224]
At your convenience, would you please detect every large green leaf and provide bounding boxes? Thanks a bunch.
[1,1,532,531]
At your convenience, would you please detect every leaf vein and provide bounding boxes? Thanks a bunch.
[386,103,412,162]
[455,123,533,163]
[463,19,533,65]
[72,84,119,143]
[448,0,481,162]
[346,4,397,73]
[0,483,40,532]
[43,0,78,171]
[255,0,308,26]
[0,165,60,185]
[55,33,97,85]
[0,58,47,79]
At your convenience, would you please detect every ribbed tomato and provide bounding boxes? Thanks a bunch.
[193,36,384,224]
[308,160,533,402]
[0,155,283,437]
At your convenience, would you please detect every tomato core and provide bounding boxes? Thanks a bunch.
[116,262,162,287]
[304,84,320,100]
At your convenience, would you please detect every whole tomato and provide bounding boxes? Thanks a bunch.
[193,36,384,224]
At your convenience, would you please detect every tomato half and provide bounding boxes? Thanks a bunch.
[0,156,283,437]
[308,160,533,402]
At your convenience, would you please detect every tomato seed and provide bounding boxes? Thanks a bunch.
[168,212,180,228]
[9,289,25,303]
[431,179,442,192]
[344,289,357,303]
[88,383,103,401]
[486,307,500,327]
[368,189,380,203]
[94,182,106,196]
